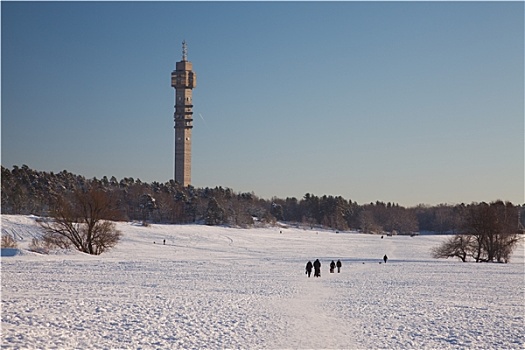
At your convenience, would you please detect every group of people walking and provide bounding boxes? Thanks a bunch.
[305,255,389,277]
[330,259,342,273]
[305,259,342,278]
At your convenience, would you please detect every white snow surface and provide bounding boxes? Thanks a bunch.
[1,214,524,349]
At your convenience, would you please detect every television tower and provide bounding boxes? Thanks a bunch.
[171,40,196,186]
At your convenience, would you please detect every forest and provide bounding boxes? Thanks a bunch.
[2,165,524,235]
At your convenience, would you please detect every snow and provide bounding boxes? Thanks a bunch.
[1,214,524,349]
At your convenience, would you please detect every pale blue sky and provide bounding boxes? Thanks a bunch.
[2,1,523,206]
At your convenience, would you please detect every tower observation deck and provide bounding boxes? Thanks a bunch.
[171,41,196,186]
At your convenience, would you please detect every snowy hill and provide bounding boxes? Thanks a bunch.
[1,215,524,349]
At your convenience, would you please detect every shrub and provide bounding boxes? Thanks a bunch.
[1,235,18,248]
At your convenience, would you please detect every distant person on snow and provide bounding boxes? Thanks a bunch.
[330,260,336,273]
[383,254,388,264]
[313,259,321,278]
[336,259,342,273]
[305,261,313,277]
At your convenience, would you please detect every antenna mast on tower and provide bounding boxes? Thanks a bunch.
[182,40,188,61]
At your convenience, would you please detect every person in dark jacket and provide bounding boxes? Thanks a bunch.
[330,260,336,273]
[313,259,321,278]
[305,261,313,277]
[383,254,388,264]
[336,259,342,273]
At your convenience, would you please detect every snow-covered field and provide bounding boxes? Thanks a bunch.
[1,215,524,349]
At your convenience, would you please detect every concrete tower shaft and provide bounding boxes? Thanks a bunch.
[171,41,196,186]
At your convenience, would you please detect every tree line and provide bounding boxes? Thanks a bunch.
[2,165,524,236]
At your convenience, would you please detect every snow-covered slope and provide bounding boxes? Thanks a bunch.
[1,215,524,349]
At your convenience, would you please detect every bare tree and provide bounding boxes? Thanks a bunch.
[39,186,123,255]
[432,201,522,263]
[463,201,521,262]
[384,207,419,234]
[431,234,473,262]
[359,210,381,234]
